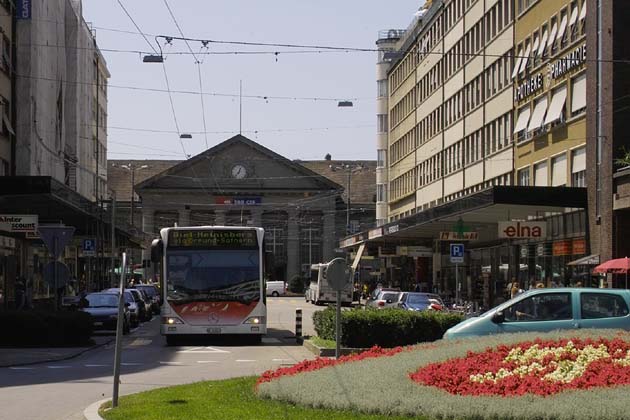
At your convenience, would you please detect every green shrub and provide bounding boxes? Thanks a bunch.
[313,307,464,348]
[287,275,306,294]
[0,311,94,347]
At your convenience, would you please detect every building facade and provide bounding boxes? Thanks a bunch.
[0,0,13,177]
[108,135,376,284]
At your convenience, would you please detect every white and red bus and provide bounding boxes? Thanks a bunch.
[151,226,267,345]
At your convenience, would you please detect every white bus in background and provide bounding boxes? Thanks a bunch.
[305,263,353,306]
[151,226,268,345]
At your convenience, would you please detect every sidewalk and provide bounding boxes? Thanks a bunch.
[0,335,114,367]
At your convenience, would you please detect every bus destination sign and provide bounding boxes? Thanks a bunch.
[168,230,258,249]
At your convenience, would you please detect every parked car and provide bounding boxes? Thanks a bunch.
[135,284,161,314]
[398,292,444,311]
[129,289,153,321]
[266,281,286,297]
[81,292,130,334]
[103,289,140,327]
[444,288,630,339]
[367,289,402,309]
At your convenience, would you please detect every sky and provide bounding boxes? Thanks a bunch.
[82,0,423,162]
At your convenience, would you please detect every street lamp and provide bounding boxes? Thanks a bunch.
[119,164,149,227]
[330,163,364,235]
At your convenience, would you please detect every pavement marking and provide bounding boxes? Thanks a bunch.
[177,346,230,354]
[120,362,143,366]
[262,337,281,344]
[159,361,184,365]
[196,360,219,364]
[9,367,35,370]
[125,338,153,347]
[271,359,294,362]
[85,364,109,367]
[47,365,72,369]
[235,359,256,362]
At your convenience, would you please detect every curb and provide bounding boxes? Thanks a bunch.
[0,338,115,368]
[83,398,110,420]
[303,338,368,357]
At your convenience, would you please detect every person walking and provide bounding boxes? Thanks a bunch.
[15,274,26,310]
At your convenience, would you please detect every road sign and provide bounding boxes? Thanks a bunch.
[38,226,75,260]
[83,238,96,257]
[326,258,351,292]
[450,243,465,264]
[43,261,71,288]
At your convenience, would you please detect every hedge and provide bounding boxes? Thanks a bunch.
[313,307,464,348]
[0,311,94,347]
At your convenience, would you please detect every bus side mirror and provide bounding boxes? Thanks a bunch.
[151,239,163,263]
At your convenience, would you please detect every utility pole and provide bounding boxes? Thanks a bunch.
[346,166,351,235]
[110,190,116,288]
[130,167,135,227]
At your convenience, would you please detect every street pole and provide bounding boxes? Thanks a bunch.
[112,252,127,408]
[346,166,351,235]
[335,289,341,359]
[110,191,116,288]
[130,168,135,227]
[455,263,459,305]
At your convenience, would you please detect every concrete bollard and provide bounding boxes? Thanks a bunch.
[295,308,303,341]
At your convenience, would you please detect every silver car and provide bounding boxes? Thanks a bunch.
[367,290,402,309]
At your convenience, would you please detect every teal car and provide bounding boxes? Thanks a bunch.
[444,288,630,339]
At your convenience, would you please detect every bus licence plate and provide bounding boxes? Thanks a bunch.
[207,327,221,334]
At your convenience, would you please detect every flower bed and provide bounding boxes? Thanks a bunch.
[258,330,630,420]
[411,337,630,396]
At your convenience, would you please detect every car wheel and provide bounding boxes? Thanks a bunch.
[271,291,279,297]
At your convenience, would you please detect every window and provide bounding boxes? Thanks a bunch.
[551,154,567,187]
[572,147,586,187]
[534,161,548,186]
[544,84,567,126]
[581,293,629,319]
[504,293,572,322]
[377,79,388,98]
[377,184,387,202]
[518,167,530,186]
[571,73,586,115]
[514,105,531,140]
[377,150,387,168]
[377,114,388,133]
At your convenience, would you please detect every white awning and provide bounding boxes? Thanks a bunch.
[579,2,586,21]
[534,161,548,187]
[544,85,568,125]
[548,22,558,50]
[556,15,568,44]
[569,5,579,27]
[519,44,532,74]
[571,73,586,113]
[527,96,548,133]
[531,35,540,59]
[572,147,586,173]
[551,154,567,186]
[511,48,523,79]
[513,106,531,134]
[537,30,549,57]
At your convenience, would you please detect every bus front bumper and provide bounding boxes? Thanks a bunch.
[161,324,267,335]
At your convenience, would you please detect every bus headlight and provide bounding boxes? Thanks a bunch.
[243,317,264,325]
[162,317,184,325]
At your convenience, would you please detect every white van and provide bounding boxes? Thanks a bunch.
[266,281,286,297]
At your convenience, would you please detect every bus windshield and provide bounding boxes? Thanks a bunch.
[166,249,260,304]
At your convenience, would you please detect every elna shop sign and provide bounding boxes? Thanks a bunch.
[498,221,546,239]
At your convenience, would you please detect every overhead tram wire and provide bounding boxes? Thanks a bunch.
[115,0,159,54]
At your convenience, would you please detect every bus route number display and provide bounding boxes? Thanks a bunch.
[168,230,258,249]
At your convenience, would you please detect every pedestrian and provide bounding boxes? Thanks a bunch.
[15,274,26,310]
[414,282,421,292]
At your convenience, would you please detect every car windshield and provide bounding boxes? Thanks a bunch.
[380,292,399,301]
[166,249,260,303]
[406,294,432,304]
[86,294,118,308]
[137,286,157,297]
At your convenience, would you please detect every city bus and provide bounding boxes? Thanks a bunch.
[150,226,267,345]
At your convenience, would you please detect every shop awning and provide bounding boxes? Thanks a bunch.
[514,106,531,134]
[567,254,600,266]
[569,5,579,27]
[528,96,548,133]
[556,14,568,44]
[537,30,549,57]
[340,186,588,248]
[512,48,523,79]
[544,85,567,125]
[519,44,532,74]
[571,74,586,113]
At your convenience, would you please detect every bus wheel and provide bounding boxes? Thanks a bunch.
[271,291,279,297]
[248,335,262,345]
[166,336,179,346]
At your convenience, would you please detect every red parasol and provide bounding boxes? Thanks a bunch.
[593,257,630,288]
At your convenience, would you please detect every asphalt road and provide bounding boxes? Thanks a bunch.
[0,297,319,420]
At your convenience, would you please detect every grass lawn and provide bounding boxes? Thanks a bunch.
[100,377,428,420]
[308,336,336,349]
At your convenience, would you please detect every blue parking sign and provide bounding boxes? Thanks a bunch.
[83,239,96,256]
[450,243,465,263]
